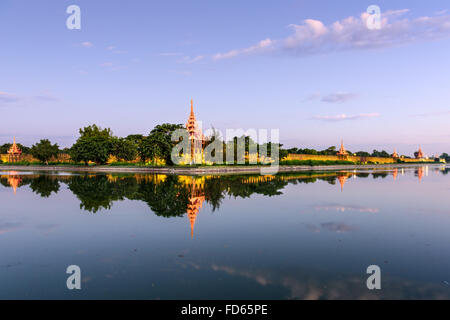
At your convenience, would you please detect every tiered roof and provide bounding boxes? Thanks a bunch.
[185,99,204,142]
[416,146,424,159]
[337,140,348,156]
[7,137,22,155]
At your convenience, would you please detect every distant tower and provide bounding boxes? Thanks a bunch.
[337,139,349,159]
[185,99,205,163]
[392,149,399,159]
[7,137,22,162]
[416,146,424,159]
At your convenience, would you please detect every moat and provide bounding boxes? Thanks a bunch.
[0,165,449,299]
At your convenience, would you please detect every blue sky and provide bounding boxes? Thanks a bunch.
[0,0,449,156]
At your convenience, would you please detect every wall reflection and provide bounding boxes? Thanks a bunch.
[0,165,447,237]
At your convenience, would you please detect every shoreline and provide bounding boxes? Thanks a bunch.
[0,163,444,175]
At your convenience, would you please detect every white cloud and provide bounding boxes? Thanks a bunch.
[0,91,19,103]
[81,41,93,48]
[302,92,358,103]
[213,38,274,60]
[312,113,380,121]
[106,45,128,54]
[158,52,182,57]
[100,62,114,67]
[321,92,358,103]
[212,9,450,60]
[177,55,205,64]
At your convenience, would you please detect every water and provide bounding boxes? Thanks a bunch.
[0,165,449,299]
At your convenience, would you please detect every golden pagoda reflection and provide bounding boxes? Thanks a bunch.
[337,174,349,192]
[417,167,424,182]
[184,176,205,239]
[7,171,22,195]
[393,168,398,181]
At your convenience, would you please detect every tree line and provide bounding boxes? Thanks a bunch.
[2,125,448,165]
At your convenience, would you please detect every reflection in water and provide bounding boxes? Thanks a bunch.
[0,165,445,238]
[0,165,450,299]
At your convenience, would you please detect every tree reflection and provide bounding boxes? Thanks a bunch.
[30,175,60,198]
[1,166,444,216]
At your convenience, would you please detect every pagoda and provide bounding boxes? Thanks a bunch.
[336,140,349,159]
[7,137,22,162]
[392,149,399,159]
[185,99,206,163]
[415,147,424,159]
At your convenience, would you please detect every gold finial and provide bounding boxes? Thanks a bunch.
[190,99,193,114]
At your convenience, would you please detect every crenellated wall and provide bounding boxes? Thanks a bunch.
[284,153,428,164]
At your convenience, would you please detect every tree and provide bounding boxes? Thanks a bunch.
[111,137,137,161]
[70,136,112,165]
[30,175,60,197]
[125,134,144,146]
[30,139,60,164]
[440,153,449,162]
[79,124,112,139]
[356,151,371,157]
[138,123,184,165]
[70,125,114,165]
[319,146,337,155]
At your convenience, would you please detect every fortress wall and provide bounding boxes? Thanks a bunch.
[0,154,70,163]
[285,154,397,164]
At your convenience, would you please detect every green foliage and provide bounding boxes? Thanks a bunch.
[125,134,145,146]
[111,137,137,161]
[30,139,60,164]
[138,123,184,165]
[70,124,114,165]
[70,136,112,165]
[371,149,391,158]
[29,176,60,197]
[356,151,371,157]
[79,124,112,139]
[440,153,450,162]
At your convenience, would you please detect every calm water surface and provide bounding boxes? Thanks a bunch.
[0,165,449,299]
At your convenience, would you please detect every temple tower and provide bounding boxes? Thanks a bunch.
[416,146,424,159]
[337,139,349,160]
[7,137,22,163]
[392,149,399,159]
[185,99,205,163]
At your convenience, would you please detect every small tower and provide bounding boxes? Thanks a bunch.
[337,139,348,159]
[185,99,205,163]
[416,146,424,159]
[392,149,399,159]
[7,137,22,162]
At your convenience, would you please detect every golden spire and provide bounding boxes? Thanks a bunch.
[191,99,194,114]
[337,139,348,156]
